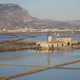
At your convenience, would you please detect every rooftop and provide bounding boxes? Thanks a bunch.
[37,40,65,44]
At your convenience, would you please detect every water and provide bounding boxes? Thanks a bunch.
[12,68,80,80]
[0,50,80,66]
[21,32,80,42]
[0,36,19,42]
[0,49,80,80]
[0,35,25,42]
[0,66,41,77]
[0,33,80,80]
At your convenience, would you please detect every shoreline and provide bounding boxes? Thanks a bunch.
[0,30,80,34]
[0,40,80,52]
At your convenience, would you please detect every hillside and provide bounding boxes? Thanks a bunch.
[0,3,33,29]
[0,3,80,30]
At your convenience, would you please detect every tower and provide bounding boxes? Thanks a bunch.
[47,33,52,42]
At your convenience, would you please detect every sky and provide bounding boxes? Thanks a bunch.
[0,0,80,21]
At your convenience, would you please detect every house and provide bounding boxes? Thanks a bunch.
[56,38,72,45]
[36,33,67,49]
[36,41,66,48]
[36,33,78,50]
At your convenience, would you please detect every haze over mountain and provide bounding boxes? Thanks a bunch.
[0,3,80,30]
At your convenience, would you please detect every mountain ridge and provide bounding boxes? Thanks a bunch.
[0,3,80,30]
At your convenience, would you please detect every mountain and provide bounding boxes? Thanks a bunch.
[0,3,80,30]
[67,20,80,25]
[0,3,33,29]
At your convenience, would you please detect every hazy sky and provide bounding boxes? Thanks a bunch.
[0,0,80,21]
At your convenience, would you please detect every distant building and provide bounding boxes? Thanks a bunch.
[36,33,68,49]
[36,33,78,49]
[47,33,52,42]
[71,40,78,45]
[36,41,66,48]
[56,38,72,45]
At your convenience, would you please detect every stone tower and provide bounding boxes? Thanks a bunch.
[47,33,52,42]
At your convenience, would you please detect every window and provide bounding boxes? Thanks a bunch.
[62,44,64,46]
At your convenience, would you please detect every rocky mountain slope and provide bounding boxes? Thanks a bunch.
[0,3,33,29]
[0,3,80,30]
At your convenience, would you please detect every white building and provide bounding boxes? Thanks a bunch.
[47,33,52,42]
[36,33,69,49]
[56,38,72,45]
[36,41,66,48]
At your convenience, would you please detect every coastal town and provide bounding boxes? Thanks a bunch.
[0,27,80,33]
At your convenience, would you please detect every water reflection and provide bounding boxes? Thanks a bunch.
[47,53,51,66]
[37,49,57,66]
[36,49,77,66]
[62,50,73,56]
[0,49,80,79]
[37,49,80,66]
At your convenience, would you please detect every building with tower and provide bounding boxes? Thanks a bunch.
[36,33,78,49]
[47,33,52,42]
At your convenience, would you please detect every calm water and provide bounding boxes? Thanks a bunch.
[0,32,80,42]
[21,32,80,42]
[0,35,25,42]
[0,49,80,80]
[0,33,80,80]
